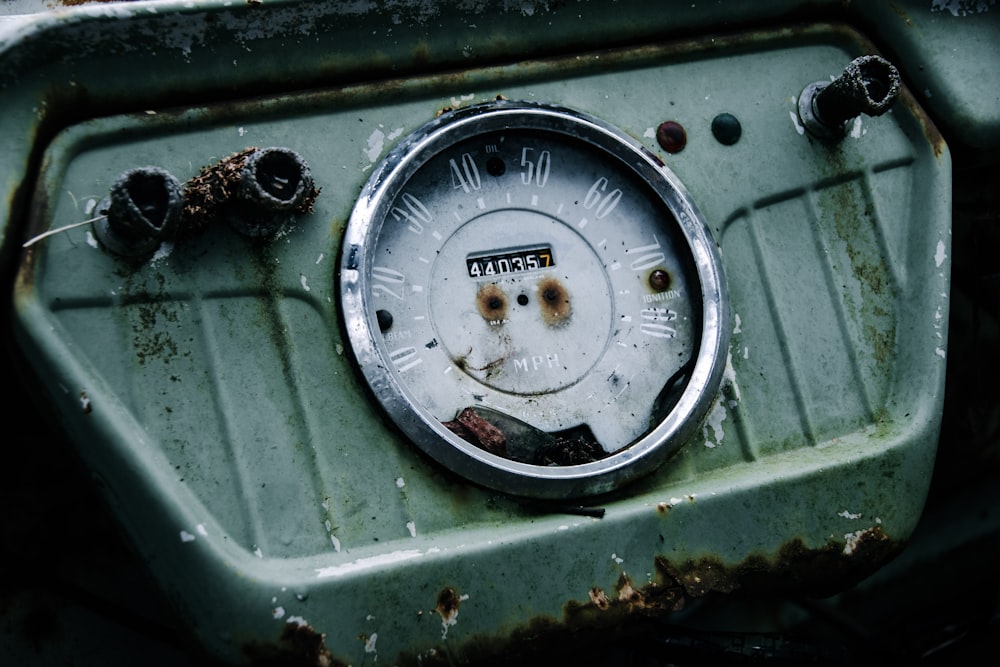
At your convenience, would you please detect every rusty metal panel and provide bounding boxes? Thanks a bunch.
[2,3,953,665]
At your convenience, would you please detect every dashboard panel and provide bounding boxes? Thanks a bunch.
[0,2,972,665]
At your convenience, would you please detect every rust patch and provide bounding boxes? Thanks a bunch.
[822,177,898,369]
[475,283,509,324]
[657,528,898,599]
[180,147,255,237]
[397,529,901,665]
[659,555,739,598]
[588,587,610,610]
[443,407,508,457]
[435,586,467,635]
[901,86,947,160]
[536,276,571,326]
[243,621,348,667]
[571,571,686,625]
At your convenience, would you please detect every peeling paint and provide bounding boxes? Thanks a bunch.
[150,241,173,264]
[388,528,903,664]
[848,116,865,139]
[364,125,404,164]
[365,127,386,163]
[702,398,727,447]
[789,108,805,136]
[315,549,422,579]
[723,349,741,402]
[655,494,697,515]
[931,0,995,16]
[843,525,884,555]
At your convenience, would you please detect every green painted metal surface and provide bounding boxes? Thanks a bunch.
[855,0,1000,152]
[0,1,965,665]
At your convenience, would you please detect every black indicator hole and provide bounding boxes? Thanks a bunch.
[376,309,394,332]
[486,157,506,177]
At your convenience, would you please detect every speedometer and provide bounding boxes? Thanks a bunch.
[340,100,728,498]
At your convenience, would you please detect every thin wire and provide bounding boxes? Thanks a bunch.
[22,215,106,249]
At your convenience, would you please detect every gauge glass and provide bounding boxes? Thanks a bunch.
[341,102,727,497]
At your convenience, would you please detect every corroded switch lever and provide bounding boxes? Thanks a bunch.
[798,55,901,141]
[229,147,315,238]
[93,167,182,257]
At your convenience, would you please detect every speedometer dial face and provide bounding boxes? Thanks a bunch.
[341,101,728,498]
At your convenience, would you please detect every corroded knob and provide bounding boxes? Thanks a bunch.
[798,55,901,141]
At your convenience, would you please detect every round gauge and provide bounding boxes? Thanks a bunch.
[341,100,728,498]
